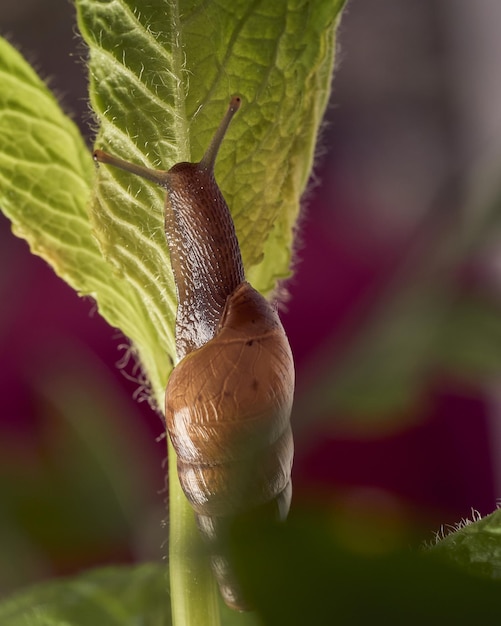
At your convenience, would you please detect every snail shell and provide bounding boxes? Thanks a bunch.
[167,281,294,609]
[94,97,295,611]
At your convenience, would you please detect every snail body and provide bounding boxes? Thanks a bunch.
[94,97,295,610]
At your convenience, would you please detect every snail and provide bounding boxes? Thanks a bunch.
[94,96,295,611]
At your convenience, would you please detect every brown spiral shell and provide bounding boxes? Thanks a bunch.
[167,281,294,609]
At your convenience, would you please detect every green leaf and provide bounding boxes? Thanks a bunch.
[0,36,167,408]
[430,509,501,581]
[1,0,347,406]
[75,0,346,393]
[0,564,170,626]
[0,37,93,285]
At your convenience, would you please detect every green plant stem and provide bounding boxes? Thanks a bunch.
[168,438,221,626]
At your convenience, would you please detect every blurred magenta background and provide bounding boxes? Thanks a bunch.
[1,0,501,594]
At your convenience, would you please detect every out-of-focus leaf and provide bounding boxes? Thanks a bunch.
[296,283,501,434]
[4,509,501,626]
[0,564,170,626]
[231,508,501,625]
[294,280,449,433]
[293,198,501,434]
[429,508,501,580]
[0,338,163,593]
[435,293,501,378]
